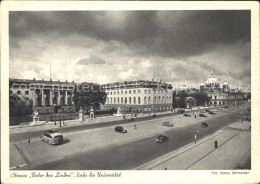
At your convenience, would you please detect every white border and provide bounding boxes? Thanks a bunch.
[1,1,259,184]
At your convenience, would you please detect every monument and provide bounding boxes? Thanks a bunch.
[79,106,84,122]
[89,106,94,120]
[29,109,40,126]
[114,107,123,117]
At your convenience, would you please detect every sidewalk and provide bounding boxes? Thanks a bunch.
[10,106,217,134]
[135,120,251,170]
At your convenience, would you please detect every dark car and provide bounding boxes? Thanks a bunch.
[223,106,229,108]
[205,109,210,112]
[114,126,127,133]
[199,113,208,117]
[201,122,208,128]
[153,114,157,117]
[209,111,216,114]
[40,130,63,145]
[217,108,222,110]
[177,109,185,114]
[162,122,174,127]
[183,113,191,117]
[155,135,169,143]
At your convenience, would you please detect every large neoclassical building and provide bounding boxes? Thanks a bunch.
[200,72,245,106]
[9,78,76,115]
[101,80,173,113]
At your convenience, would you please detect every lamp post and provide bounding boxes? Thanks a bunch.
[236,88,240,118]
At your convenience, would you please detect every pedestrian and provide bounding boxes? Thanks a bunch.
[195,115,196,118]
[194,134,197,144]
[214,140,218,149]
[134,124,137,129]
[28,137,30,144]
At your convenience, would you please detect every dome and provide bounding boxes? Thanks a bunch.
[205,71,219,85]
[223,79,228,86]
[200,83,205,86]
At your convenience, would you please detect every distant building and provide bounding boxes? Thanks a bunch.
[9,78,76,115]
[101,80,173,113]
[200,71,245,106]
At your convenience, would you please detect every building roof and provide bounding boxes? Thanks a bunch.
[205,71,220,85]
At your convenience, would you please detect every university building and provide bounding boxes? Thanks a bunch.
[200,72,245,106]
[9,78,76,115]
[101,80,173,113]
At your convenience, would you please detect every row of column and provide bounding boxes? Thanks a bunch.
[32,89,74,106]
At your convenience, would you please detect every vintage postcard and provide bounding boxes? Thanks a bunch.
[1,1,259,184]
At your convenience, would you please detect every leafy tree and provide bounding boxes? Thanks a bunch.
[73,83,107,112]
[191,92,210,106]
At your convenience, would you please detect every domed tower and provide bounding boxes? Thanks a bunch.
[205,71,220,91]
[222,79,229,92]
[200,81,205,93]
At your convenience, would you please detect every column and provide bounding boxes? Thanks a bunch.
[71,93,74,105]
[65,91,68,105]
[32,91,36,107]
[57,90,61,105]
[49,90,53,105]
[41,89,45,106]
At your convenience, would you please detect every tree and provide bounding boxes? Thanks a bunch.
[191,92,210,106]
[73,83,107,112]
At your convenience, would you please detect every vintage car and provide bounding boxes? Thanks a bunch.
[183,113,191,117]
[201,122,208,128]
[114,126,127,133]
[162,122,174,127]
[199,113,208,117]
[40,130,63,145]
[155,135,169,143]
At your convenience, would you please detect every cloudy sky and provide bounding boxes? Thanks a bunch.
[9,11,251,87]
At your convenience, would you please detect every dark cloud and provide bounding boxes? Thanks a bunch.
[77,55,106,65]
[9,11,250,59]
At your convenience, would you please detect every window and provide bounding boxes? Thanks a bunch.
[114,91,116,95]
[148,96,151,104]
[148,90,151,94]
[144,97,147,104]
[133,90,136,94]
[144,90,147,94]
[138,97,141,104]
[117,91,119,95]
[215,96,217,99]
[154,96,157,104]
[107,98,109,104]
[114,97,116,104]
[158,96,161,104]
[125,90,127,94]
[111,98,113,104]
[129,90,131,94]
[118,97,120,104]
[129,97,131,104]
[138,90,141,94]
[25,91,29,95]
[125,97,127,104]
[134,97,136,104]
[17,90,21,95]
[121,97,123,104]
[121,91,123,94]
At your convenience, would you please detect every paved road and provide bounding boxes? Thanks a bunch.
[15,107,249,170]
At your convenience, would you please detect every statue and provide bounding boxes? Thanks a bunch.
[33,109,39,122]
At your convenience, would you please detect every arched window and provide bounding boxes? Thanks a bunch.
[118,97,120,104]
[158,96,161,104]
[114,97,116,104]
[148,96,151,104]
[110,98,113,104]
[162,96,165,104]
[107,98,109,104]
[121,97,123,104]
[129,97,131,104]
[125,97,127,104]
[138,97,141,104]
[133,97,136,104]
[144,97,147,104]
[154,96,157,104]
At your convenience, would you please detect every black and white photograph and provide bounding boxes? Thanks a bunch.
[1,1,260,184]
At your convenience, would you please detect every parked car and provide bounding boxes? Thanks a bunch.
[200,110,206,113]
[153,114,157,117]
[199,114,208,117]
[223,106,229,108]
[209,111,216,114]
[114,126,127,133]
[183,113,191,117]
[201,122,208,128]
[177,109,185,114]
[40,130,63,145]
[162,122,174,127]
[155,135,169,143]
[217,108,222,110]
[205,109,210,112]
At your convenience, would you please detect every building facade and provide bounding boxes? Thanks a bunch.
[10,78,76,115]
[101,80,173,113]
[200,72,244,106]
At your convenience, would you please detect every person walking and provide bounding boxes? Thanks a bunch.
[194,133,197,144]
[214,140,218,149]
[134,124,137,129]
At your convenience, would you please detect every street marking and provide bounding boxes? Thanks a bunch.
[13,143,30,164]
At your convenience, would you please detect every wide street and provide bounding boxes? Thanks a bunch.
[10,106,250,170]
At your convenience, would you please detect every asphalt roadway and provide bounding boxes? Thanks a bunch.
[14,107,249,170]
